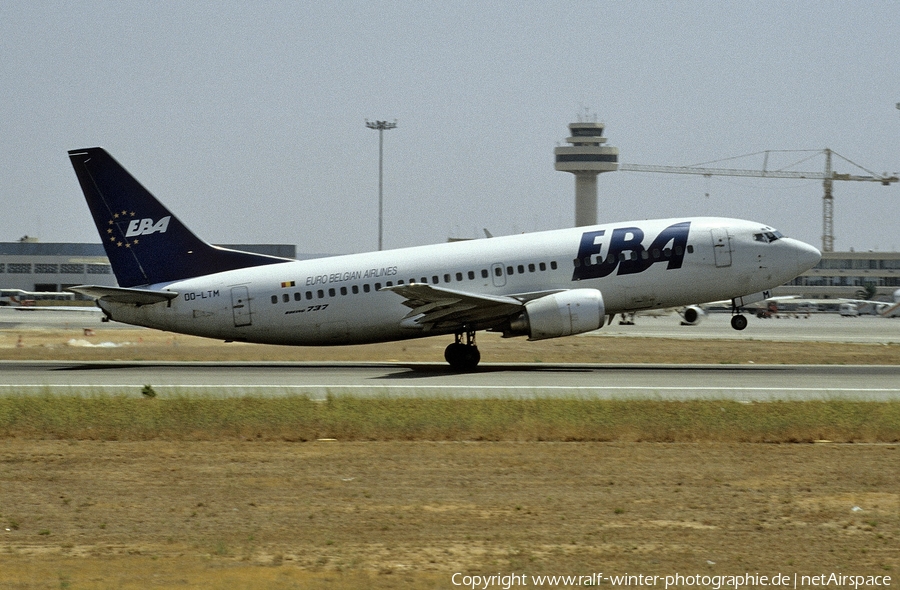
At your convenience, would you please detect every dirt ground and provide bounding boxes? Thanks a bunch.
[1,441,897,589]
[1,325,899,588]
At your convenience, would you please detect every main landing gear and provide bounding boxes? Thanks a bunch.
[730,298,748,331]
[444,328,481,370]
[730,314,748,330]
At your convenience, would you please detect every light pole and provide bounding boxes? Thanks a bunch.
[365,119,397,250]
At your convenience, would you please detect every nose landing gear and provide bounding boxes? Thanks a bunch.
[444,328,481,370]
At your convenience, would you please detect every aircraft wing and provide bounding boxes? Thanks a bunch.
[67,285,178,305]
[382,283,524,331]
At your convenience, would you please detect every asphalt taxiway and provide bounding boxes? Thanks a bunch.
[594,311,900,343]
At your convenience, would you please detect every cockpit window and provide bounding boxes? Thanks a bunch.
[753,230,784,243]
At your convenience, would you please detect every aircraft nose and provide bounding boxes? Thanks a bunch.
[793,240,821,274]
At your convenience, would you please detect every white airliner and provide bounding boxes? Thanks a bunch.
[66,148,821,369]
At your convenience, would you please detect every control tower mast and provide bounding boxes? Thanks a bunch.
[554,118,619,226]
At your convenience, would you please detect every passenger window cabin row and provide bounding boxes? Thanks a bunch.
[270,260,560,304]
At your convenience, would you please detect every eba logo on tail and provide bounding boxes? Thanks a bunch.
[126,216,171,237]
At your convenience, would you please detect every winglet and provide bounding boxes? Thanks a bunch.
[68,148,290,287]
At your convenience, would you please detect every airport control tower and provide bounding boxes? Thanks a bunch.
[554,121,619,226]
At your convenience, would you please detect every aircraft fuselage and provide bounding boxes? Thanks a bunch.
[100,217,818,346]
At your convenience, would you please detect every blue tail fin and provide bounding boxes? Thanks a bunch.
[68,148,290,288]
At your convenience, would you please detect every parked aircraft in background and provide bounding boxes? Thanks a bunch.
[66,148,821,369]
[767,295,900,318]
[671,289,900,325]
[0,289,75,307]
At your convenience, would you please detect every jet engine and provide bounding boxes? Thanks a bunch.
[506,289,605,340]
[679,305,707,326]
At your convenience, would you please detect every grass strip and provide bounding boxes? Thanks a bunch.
[0,394,898,442]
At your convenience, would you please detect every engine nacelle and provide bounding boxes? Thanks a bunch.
[680,305,707,326]
[507,289,605,340]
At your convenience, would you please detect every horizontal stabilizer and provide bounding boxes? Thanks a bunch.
[67,285,179,305]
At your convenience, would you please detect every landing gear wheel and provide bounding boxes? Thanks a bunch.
[444,342,481,370]
[444,329,481,370]
[730,314,748,331]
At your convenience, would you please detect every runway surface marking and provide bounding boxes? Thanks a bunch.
[4,362,899,399]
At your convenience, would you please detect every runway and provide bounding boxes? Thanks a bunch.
[2,309,898,400]
[2,361,899,401]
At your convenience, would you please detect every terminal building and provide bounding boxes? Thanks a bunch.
[780,250,900,301]
[0,239,295,298]
[0,241,114,294]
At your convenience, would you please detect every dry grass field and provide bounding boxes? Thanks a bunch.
[3,325,900,365]
[1,323,898,588]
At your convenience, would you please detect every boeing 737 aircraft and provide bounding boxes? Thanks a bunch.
[67,148,821,369]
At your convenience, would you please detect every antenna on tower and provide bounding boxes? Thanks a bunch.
[576,105,598,123]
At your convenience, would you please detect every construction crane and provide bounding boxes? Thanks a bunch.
[620,149,898,252]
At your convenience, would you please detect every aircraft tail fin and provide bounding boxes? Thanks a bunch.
[68,148,290,288]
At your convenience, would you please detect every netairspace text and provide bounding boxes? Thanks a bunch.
[450,571,892,589]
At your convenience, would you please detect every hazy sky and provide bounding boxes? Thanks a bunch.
[2,2,898,254]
